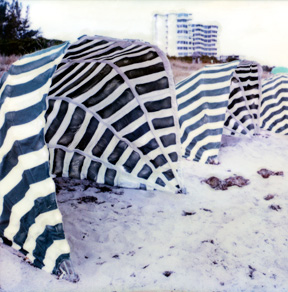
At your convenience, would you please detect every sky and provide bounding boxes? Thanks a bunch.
[19,0,288,67]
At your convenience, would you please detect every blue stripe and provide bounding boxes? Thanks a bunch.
[276,123,288,134]
[265,113,288,131]
[181,113,226,144]
[0,72,8,91]
[13,193,58,247]
[0,131,45,180]
[262,80,288,96]
[178,86,230,111]
[179,100,228,127]
[33,223,66,270]
[0,95,46,147]
[177,75,233,100]
[19,42,69,60]
[261,88,288,106]
[9,51,67,76]
[261,106,288,128]
[193,142,222,162]
[0,162,51,236]
[262,75,288,90]
[260,96,288,117]
[176,62,238,90]
[0,66,56,106]
[184,128,223,158]
[52,253,70,275]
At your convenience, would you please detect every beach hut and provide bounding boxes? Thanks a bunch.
[176,60,263,163]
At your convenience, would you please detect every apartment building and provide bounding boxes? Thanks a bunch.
[154,13,218,57]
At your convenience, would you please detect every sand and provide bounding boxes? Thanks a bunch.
[1,131,288,292]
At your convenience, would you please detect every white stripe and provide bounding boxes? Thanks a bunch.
[261,95,288,122]
[49,62,83,92]
[67,114,93,150]
[178,93,228,117]
[22,209,66,261]
[72,69,118,104]
[128,71,167,86]
[85,123,107,154]
[4,178,56,240]
[44,99,61,131]
[102,99,140,125]
[109,47,157,65]
[187,134,222,162]
[270,118,288,133]
[62,151,73,177]
[80,157,92,179]
[262,90,288,108]
[15,45,66,66]
[177,82,230,108]
[71,42,129,61]
[51,62,106,97]
[88,83,129,113]
[42,240,71,273]
[48,103,77,145]
[182,119,225,152]
[121,57,162,72]
[0,112,46,164]
[115,147,133,167]
[0,147,49,214]
[0,79,51,129]
[176,62,238,92]
[0,54,63,96]
[100,136,119,161]
[199,147,219,163]
[67,39,113,54]
[180,105,227,135]
[97,164,106,184]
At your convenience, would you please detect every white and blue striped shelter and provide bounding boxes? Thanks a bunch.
[46,35,183,194]
[0,43,76,279]
[260,74,288,134]
[176,60,263,163]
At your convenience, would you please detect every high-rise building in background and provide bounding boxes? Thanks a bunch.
[154,13,218,57]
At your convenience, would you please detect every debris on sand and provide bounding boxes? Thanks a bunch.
[163,271,173,277]
[264,194,275,201]
[204,176,250,191]
[182,211,196,216]
[269,204,282,211]
[204,177,225,190]
[257,168,284,179]
[224,176,250,187]
[248,265,256,279]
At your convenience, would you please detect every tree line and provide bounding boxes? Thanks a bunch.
[0,0,63,55]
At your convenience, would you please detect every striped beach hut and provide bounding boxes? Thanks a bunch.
[46,35,183,193]
[176,60,263,163]
[260,74,288,134]
[0,43,78,281]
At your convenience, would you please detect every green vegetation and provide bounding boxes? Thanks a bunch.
[0,0,63,55]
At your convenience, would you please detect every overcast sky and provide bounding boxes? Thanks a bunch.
[20,0,288,67]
